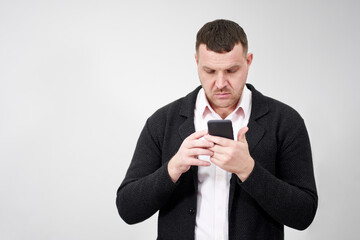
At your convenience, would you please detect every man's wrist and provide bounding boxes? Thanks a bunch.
[236,157,255,182]
[168,156,181,183]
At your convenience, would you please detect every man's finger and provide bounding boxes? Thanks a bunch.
[209,156,222,168]
[188,148,213,157]
[204,134,230,146]
[188,129,209,140]
[209,144,227,156]
[237,127,249,142]
[189,158,211,167]
[190,139,214,149]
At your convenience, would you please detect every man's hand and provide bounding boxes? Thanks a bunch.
[204,127,254,182]
[168,130,214,183]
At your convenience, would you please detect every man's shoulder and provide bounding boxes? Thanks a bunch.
[266,94,301,118]
[248,83,304,123]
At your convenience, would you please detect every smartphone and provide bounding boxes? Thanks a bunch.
[207,120,234,140]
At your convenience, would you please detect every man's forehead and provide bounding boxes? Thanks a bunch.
[197,44,245,67]
[197,43,245,55]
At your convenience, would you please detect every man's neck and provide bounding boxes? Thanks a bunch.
[211,104,238,119]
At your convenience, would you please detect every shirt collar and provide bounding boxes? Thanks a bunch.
[195,85,252,120]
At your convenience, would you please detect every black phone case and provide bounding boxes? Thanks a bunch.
[207,120,234,140]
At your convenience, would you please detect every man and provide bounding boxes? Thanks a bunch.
[116,19,317,240]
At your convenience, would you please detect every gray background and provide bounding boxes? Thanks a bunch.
[1,0,359,239]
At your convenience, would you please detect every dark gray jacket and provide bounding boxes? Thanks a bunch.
[116,84,318,240]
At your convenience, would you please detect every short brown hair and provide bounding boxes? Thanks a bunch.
[196,19,248,55]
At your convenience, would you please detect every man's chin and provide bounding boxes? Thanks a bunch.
[211,101,236,110]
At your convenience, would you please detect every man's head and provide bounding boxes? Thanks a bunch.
[195,19,253,119]
[196,19,248,56]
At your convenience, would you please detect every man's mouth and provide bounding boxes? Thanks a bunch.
[214,92,231,99]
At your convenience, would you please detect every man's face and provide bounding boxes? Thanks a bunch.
[195,43,253,117]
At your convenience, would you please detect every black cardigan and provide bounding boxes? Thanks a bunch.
[116,84,318,240]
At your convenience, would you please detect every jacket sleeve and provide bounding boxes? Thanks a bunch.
[116,118,177,224]
[240,117,318,230]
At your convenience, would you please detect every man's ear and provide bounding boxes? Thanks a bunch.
[246,53,253,66]
[195,53,199,65]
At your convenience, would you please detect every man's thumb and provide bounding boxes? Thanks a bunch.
[237,127,249,142]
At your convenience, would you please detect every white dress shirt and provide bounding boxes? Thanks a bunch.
[194,86,252,240]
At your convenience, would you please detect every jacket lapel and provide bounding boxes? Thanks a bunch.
[178,117,195,141]
[243,83,269,151]
[247,119,265,152]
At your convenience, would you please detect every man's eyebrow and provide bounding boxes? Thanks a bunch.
[202,64,240,71]
[227,65,240,70]
[202,66,215,72]
[202,66,213,70]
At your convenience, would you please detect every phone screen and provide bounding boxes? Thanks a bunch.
[207,120,234,140]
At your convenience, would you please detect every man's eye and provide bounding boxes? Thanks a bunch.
[206,70,215,74]
[227,69,237,74]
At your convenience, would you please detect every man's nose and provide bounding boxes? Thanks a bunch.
[215,72,228,89]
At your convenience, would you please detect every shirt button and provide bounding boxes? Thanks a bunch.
[189,208,195,215]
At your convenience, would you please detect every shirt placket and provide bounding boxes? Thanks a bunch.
[214,166,227,240]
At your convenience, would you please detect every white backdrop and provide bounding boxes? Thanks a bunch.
[1,0,359,239]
